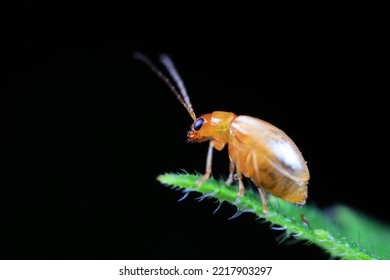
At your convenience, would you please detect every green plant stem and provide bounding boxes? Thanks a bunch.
[157,173,387,260]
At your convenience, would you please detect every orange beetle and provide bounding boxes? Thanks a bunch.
[134,52,310,213]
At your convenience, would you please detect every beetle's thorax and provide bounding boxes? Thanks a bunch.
[187,111,237,150]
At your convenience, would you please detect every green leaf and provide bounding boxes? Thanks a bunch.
[157,173,390,260]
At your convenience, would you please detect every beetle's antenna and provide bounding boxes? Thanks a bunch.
[133,52,196,120]
[159,54,196,120]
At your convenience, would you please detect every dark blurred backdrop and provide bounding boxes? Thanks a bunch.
[2,3,387,259]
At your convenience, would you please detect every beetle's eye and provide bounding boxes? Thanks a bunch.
[193,118,204,131]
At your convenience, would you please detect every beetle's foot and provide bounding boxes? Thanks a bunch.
[225,173,234,185]
[196,173,210,186]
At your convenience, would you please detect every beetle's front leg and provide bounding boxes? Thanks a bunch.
[196,141,214,185]
[225,159,235,185]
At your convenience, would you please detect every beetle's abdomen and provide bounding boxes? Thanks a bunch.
[229,116,309,204]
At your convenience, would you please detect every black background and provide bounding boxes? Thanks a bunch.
[2,3,387,260]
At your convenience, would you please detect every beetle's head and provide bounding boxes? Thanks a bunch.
[187,114,213,143]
